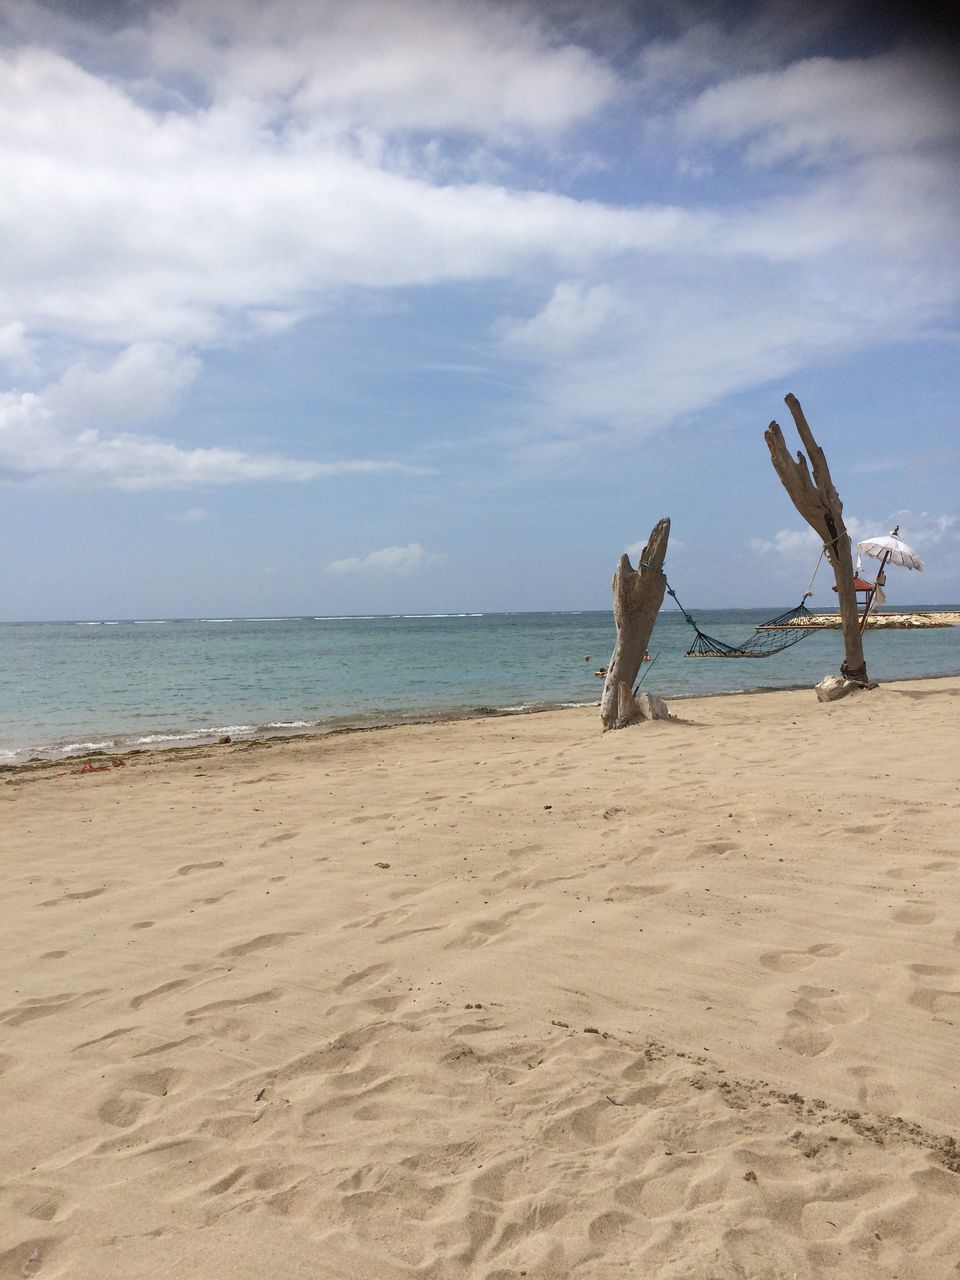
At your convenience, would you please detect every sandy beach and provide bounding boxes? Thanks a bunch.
[2,677,959,1279]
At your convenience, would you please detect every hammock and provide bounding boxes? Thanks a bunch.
[682,600,824,658]
[634,547,831,660]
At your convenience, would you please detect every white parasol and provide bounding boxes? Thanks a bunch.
[857,526,924,572]
[855,525,923,632]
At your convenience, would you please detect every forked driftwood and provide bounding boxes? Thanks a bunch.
[764,395,868,686]
[600,517,670,729]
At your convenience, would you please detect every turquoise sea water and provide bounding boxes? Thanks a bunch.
[1,608,957,762]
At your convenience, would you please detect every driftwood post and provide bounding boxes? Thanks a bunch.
[764,394,868,685]
[600,517,670,729]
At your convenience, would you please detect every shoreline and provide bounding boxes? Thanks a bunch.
[6,665,960,775]
[4,608,958,766]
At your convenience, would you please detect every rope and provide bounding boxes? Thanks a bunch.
[633,650,659,693]
[636,558,826,660]
[803,548,825,600]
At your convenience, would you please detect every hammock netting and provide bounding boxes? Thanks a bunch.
[682,600,824,658]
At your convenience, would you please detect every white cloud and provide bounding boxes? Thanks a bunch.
[0,399,434,490]
[748,511,960,570]
[145,0,617,139]
[750,527,822,559]
[0,352,435,489]
[497,144,960,444]
[44,342,201,425]
[887,511,959,551]
[326,543,435,576]
[501,281,633,354]
[0,42,702,353]
[0,322,35,374]
[719,155,960,266]
[677,51,960,167]
[0,2,957,484]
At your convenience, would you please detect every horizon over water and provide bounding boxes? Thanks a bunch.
[2,607,958,763]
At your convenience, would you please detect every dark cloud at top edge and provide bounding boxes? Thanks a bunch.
[499,0,960,89]
[7,0,960,103]
[836,0,960,58]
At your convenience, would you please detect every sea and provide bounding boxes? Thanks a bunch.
[1,608,957,764]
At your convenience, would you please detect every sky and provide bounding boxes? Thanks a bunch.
[1,0,958,621]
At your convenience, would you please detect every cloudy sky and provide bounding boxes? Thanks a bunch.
[1,0,958,620]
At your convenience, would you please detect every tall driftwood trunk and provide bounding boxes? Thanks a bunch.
[764,394,868,685]
[600,517,670,729]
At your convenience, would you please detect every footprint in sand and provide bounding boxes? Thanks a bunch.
[40,886,108,906]
[890,901,938,925]
[196,892,234,906]
[778,984,853,1057]
[185,989,280,1017]
[542,1097,637,1151]
[341,905,413,932]
[129,977,195,1010]
[692,840,740,860]
[759,942,843,973]
[847,1063,901,1113]
[9,1184,69,1223]
[200,1113,261,1140]
[906,962,960,1016]
[591,1208,642,1249]
[380,923,447,944]
[886,860,954,882]
[909,986,960,1015]
[218,932,300,959]
[604,883,672,902]
[332,968,408,1020]
[134,1034,202,1058]
[0,989,107,1028]
[336,963,391,993]
[444,902,540,950]
[196,1159,317,1224]
[259,831,298,847]
[97,1067,178,1128]
[509,843,545,857]
[73,1026,137,1052]
[0,1235,62,1279]
[175,860,225,876]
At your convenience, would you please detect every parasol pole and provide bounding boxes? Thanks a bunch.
[859,549,890,632]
